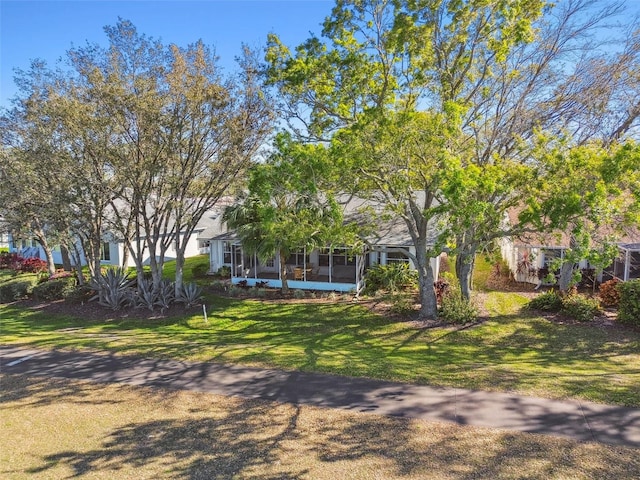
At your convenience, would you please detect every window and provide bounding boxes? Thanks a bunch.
[265,257,275,268]
[100,242,111,261]
[223,241,232,264]
[386,251,410,264]
[286,249,309,266]
[541,249,562,268]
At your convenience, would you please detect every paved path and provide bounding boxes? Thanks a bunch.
[2,345,639,448]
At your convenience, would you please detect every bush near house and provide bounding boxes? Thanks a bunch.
[527,290,600,322]
[527,290,563,311]
[618,280,640,327]
[0,252,23,270]
[0,274,39,303]
[363,263,418,294]
[439,289,479,324]
[561,294,601,322]
[32,276,77,301]
[599,278,621,307]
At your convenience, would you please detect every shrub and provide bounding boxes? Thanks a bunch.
[434,278,450,303]
[217,266,231,278]
[561,294,601,322]
[293,289,306,299]
[134,278,158,311]
[0,275,38,303]
[255,287,268,299]
[210,280,228,291]
[63,285,95,304]
[32,276,77,301]
[439,290,479,324]
[599,278,621,307]
[155,280,176,311]
[0,252,22,270]
[390,294,415,315]
[20,257,48,273]
[527,290,563,311]
[364,263,418,294]
[191,263,209,278]
[618,280,640,327]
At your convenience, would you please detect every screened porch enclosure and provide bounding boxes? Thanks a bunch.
[230,244,365,292]
[603,245,640,281]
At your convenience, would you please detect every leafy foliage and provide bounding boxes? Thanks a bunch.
[561,294,601,323]
[527,290,564,312]
[0,275,38,303]
[528,290,600,322]
[191,263,209,279]
[599,278,622,308]
[618,280,640,327]
[177,282,203,308]
[364,263,418,294]
[32,276,77,301]
[439,290,479,324]
[19,257,48,273]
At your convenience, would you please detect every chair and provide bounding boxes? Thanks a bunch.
[294,267,304,280]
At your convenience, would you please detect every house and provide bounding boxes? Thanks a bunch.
[500,221,640,286]
[207,196,442,293]
[8,206,225,269]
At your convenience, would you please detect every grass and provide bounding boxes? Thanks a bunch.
[2,290,639,406]
[2,374,639,480]
[161,254,210,284]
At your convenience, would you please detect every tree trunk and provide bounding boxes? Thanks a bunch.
[60,244,73,271]
[455,247,477,301]
[70,242,85,286]
[415,242,438,320]
[174,248,185,298]
[279,251,289,294]
[558,261,574,294]
[32,233,55,276]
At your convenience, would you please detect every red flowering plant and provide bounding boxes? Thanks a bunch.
[19,257,48,273]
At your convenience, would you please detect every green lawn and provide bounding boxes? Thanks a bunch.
[2,286,639,407]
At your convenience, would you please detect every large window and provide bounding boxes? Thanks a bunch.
[100,242,111,261]
[386,250,410,265]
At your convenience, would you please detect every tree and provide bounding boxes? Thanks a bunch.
[3,20,274,292]
[0,62,82,278]
[266,0,551,318]
[519,140,640,292]
[224,134,347,294]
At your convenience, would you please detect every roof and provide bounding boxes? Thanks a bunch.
[202,192,440,247]
[507,208,640,249]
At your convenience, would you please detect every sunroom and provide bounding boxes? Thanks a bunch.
[227,243,366,292]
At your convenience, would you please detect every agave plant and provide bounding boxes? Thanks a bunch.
[177,282,203,308]
[91,267,134,311]
[155,280,176,312]
[134,278,158,311]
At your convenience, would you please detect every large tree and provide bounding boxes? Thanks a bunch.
[267,0,638,311]
[63,20,274,293]
[2,20,274,292]
[266,0,550,318]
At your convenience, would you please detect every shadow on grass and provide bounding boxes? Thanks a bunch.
[2,296,640,406]
[6,376,638,480]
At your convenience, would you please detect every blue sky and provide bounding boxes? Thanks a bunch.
[0,0,333,108]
